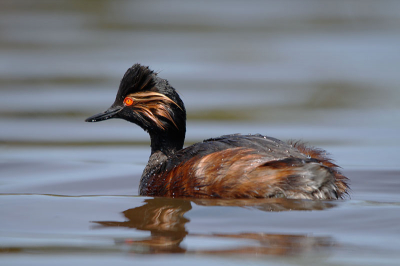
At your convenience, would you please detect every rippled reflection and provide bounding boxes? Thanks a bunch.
[93,198,335,255]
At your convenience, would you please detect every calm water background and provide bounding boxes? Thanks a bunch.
[1,1,400,265]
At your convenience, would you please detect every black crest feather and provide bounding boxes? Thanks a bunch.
[116,64,156,101]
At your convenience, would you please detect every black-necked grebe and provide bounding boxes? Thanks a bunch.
[85,64,349,200]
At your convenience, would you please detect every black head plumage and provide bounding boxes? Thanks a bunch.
[115,64,156,102]
[86,63,187,154]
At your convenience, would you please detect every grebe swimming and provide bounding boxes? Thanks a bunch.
[86,64,349,200]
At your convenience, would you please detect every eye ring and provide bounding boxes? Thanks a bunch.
[123,97,134,106]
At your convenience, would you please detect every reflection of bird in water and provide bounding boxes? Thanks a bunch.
[86,64,349,200]
[94,198,191,254]
[92,198,335,255]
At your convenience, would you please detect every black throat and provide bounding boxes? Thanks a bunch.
[149,128,185,157]
[140,128,185,195]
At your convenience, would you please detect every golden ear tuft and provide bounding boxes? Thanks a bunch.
[127,91,182,130]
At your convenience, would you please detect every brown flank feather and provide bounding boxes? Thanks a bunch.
[145,147,319,199]
[143,142,349,199]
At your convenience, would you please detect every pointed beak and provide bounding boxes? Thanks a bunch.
[85,106,123,122]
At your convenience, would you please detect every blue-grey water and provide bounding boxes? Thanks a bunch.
[1,1,400,265]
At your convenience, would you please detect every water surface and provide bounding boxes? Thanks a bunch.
[1,1,400,265]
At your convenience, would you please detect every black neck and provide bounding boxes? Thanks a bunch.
[149,130,185,157]
[140,130,185,195]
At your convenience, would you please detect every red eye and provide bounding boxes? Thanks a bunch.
[124,97,134,106]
